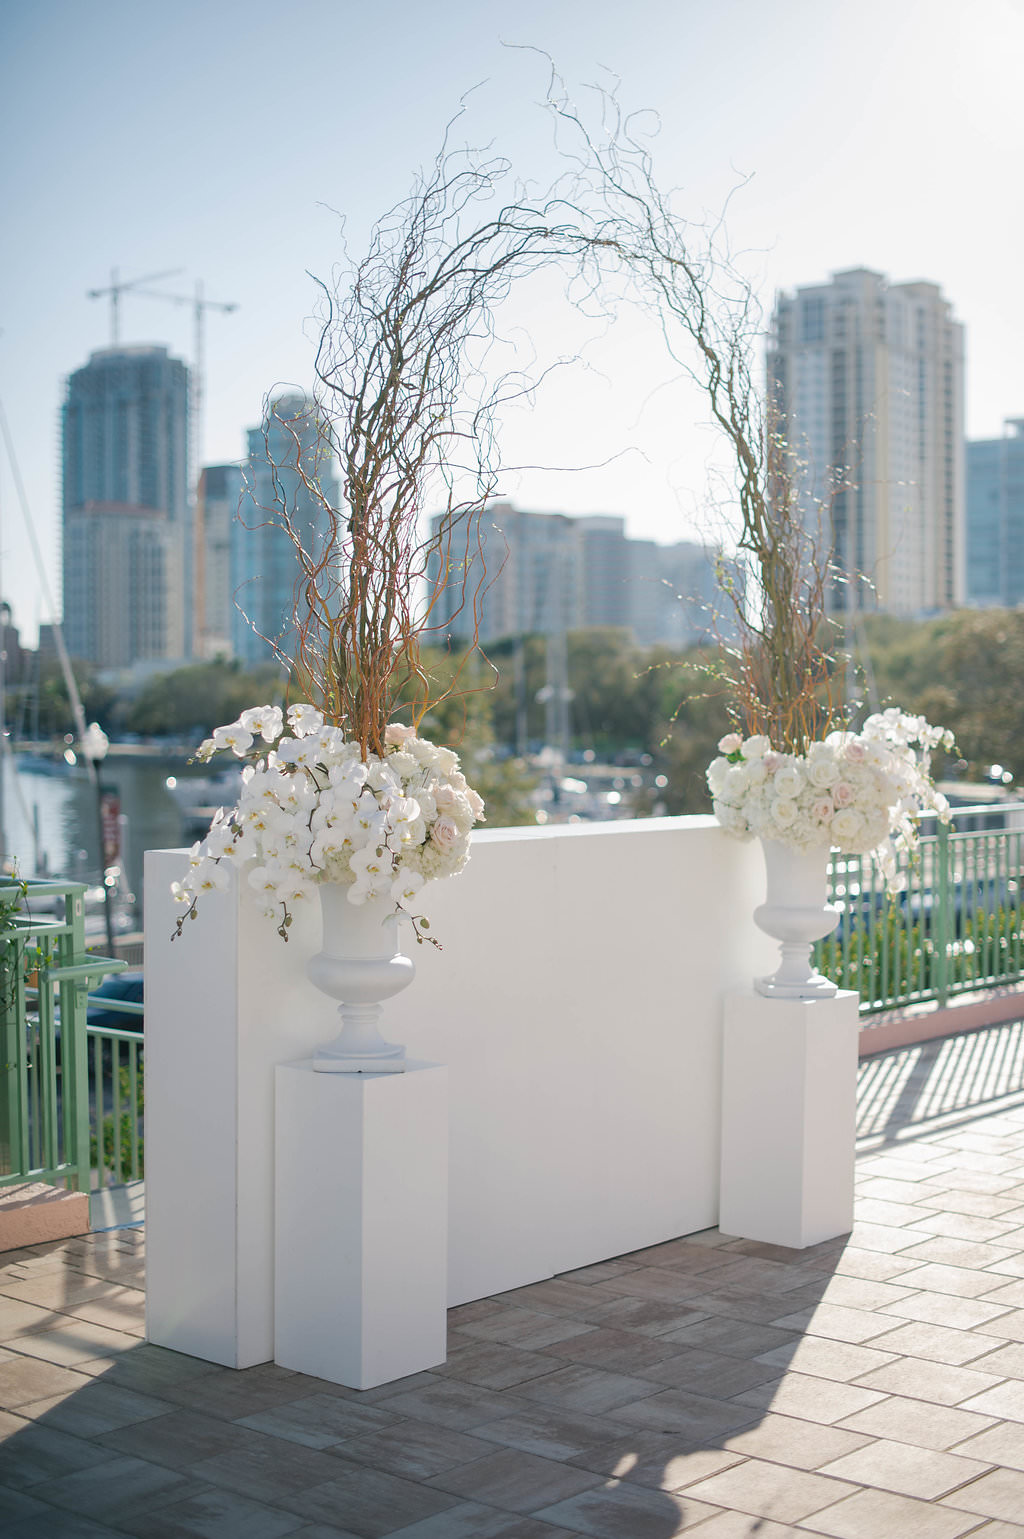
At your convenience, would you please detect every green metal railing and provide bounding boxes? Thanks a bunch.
[818,804,1024,1014]
[0,879,131,1191]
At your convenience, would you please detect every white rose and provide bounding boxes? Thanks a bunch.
[808,756,840,789]
[741,734,771,760]
[774,767,803,799]
[770,798,798,827]
[718,733,743,754]
[832,807,864,843]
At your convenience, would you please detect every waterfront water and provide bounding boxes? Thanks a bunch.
[0,752,202,919]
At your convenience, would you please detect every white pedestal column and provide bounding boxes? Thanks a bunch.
[719,989,860,1249]
[275,1059,448,1390]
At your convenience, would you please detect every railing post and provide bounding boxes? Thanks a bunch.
[59,888,93,1193]
[934,819,951,1008]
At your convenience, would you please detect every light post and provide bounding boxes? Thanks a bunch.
[79,722,116,956]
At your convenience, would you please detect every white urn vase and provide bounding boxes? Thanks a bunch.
[306,884,414,1072]
[754,838,840,1000]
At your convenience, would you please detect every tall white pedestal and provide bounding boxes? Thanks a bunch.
[719,989,859,1249]
[275,1059,448,1390]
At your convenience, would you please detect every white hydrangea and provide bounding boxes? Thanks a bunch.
[706,713,953,887]
[171,710,486,941]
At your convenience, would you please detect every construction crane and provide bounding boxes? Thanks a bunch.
[86,268,185,346]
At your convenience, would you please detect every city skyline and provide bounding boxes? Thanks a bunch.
[3,0,1023,643]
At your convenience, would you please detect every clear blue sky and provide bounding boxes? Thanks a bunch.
[2,0,1022,643]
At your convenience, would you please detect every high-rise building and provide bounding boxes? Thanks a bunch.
[62,345,190,667]
[966,420,1024,609]
[196,463,243,658]
[230,395,339,667]
[429,502,722,648]
[767,268,965,615]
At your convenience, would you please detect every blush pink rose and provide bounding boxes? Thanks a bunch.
[430,815,459,851]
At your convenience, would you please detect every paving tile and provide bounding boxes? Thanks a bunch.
[844,1222,926,1255]
[558,1260,643,1285]
[0,1271,133,1310]
[459,1306,597,1351]
[837,1392,997,1450]
[897,1236,1021,1269]
[119,1487,310,1538]
[437,1338,564,1389]
[235,1391,401,1448]
[652,1315,798,1358]
[856,1177,948,1204]
[959,1379,1024,1422]
[767,1303,898,1344]
[807,1484,993,1536]
[974,1308,1024,1342]
[818,1437,993,1499]
[866,1319,1001,1364]
[941,1466,1024,1521]
[877,1290,1012,1328]
[610,1385,761,1439]
[474,1404,640,1464]
[156,1364,341,1419]
[195,1437,356,1502]
[99,1408,269,1468]
[2,1319,139,1367]
[634,1345,780,1398]
[598,1266,709,1304]
[966,1341,1024,1378]
[893,1261,1022,1298]
[0,1513,135,1539]
[833,1248,928,1282]
[512,1363,661,1415]
[534,1480,721,1536]
[916,1190,1024,1218]
[426,1445,603,1511]
[904,1212,1024,1243]
[682,1457,857,1522]
[69,1344,223,1394]
[284,1466,459,1536]
[35,1452,206,1522]
[0,1296,67,1337]
[721,1411,872,1471]
[813,1274,918,1311]
[541,1326,688,1376]
[568,1430,745,1488]
[0,1354,90,1407]
[854,1196,945,1228]
[981,1278,1024,1308]
[371,1379,532,1430]
[0,1412,119,1487]
[0,1486,52,1525]
[493,1280,627,1318]
[677,1515,806,1538]
[948,1421,1024,1471]
[335,1419,499,1480]
[384,1503,581,1537]
[754,1335,899,1382]
[732,1371,887,1425]
[579,1295,712,1336]
[851,1356,1005,1405]
[16,1380,174,1436]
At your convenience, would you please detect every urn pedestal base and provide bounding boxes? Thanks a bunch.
[719,989,860,1249]
[275,1058,448,1389]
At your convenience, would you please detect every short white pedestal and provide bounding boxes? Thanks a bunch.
[719,989,860,1249]
[274,1058,448,1390]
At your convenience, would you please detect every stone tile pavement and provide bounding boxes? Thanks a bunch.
[4,1023,1024,1537]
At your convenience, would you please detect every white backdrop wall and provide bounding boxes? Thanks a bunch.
[145,818,776,1368]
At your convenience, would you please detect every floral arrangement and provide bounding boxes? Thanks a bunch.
[707,709,953,886]
[172,705,484,944]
